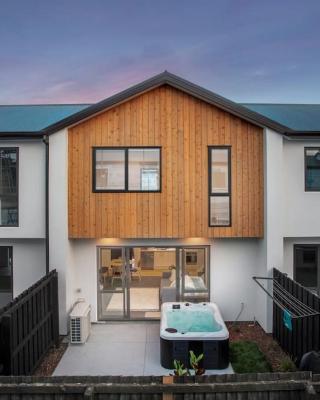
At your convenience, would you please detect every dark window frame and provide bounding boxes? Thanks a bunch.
[208,146,232,227]
[305,147,320,192]
[0,147,19,227]
[92,146,161,193]
[294,244,320,295]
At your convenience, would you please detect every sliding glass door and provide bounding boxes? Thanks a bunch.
[129,247,176,319]
[97,245,210,320]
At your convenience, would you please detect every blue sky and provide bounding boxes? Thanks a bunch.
[0,0,320,104]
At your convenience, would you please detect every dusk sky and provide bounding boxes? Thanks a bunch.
[1,0,320,104]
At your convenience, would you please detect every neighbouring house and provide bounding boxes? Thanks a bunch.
[0,71,319,335]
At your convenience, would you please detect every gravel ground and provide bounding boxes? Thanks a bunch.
[226,321,296,372]
[33,338,68,376]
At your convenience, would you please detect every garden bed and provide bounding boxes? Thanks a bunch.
[33,337,68,376]
[226,321,296,372]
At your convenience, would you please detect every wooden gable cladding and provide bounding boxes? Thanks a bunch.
[68,85,264,238]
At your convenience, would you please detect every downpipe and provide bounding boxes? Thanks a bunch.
[43,134,49,275]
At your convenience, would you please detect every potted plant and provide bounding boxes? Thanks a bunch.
[189,350,205,376]
[172,360,189,376]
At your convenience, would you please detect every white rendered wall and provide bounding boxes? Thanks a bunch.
[283,140,320,237]
[70,238,262,325]
[211,239,261,322]
[0,140,45,239]
[0,239,45,297]
[71,240,97,321]
[258,128,285,332]
[49,129,75,334]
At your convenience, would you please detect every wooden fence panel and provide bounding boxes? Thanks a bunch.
[0,270,59,375]
[273,268,320,363]
[0,372,315,399]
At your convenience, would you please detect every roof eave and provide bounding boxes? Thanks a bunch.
[285,131,320,139]
[0,131,44,139]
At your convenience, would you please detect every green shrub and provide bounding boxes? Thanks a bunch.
[230,341,272,373]
[278,356,297,372]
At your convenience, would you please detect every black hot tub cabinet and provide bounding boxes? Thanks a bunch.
[160,302,229,369]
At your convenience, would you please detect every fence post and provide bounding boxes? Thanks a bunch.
[52,272,60,347]
[0,314,13,375]
[162,375,174,400]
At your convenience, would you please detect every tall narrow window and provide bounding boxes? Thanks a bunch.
[208,146,231,226]
[93,147,161,192]
[305,147,320,191]
[0,148,18,226]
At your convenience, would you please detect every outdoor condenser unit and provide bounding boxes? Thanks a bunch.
[70,301,91,344]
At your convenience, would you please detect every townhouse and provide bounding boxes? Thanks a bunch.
[0,72,319,334]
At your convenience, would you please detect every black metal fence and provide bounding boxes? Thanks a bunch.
[0,372,318,399]
[0,270,59,375]
[273,268,320,363]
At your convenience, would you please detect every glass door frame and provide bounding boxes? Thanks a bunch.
[97,246,130,320]
[97,244,210,321]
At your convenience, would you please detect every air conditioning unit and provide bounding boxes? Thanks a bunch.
[70,301,91,344]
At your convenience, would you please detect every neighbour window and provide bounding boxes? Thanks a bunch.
[0,148,18,226]
[305,147,320,191]
[208,147,231,226]
[93,147,161,192]
[294,245,319,295]
[0,246,12,294]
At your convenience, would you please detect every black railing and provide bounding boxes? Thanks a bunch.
[273,268,320,363]
[0,270,59,375]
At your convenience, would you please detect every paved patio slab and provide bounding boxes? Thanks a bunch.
[54,322,233,376]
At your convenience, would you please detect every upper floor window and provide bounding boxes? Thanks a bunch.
[0,148,18,226]
[93,147,161,192]
[305,147,320,191]
[208,146,231,227]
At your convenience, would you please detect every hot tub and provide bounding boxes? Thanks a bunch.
[160,302,229,369]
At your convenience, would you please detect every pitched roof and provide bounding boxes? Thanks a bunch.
[242,103,320,132]
[42,71,292,135]
[0,104,90,133]
[0,72,319,138]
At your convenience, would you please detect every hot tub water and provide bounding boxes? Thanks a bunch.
[166,305,222,333]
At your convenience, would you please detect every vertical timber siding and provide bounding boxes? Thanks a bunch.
[68,85,263,238]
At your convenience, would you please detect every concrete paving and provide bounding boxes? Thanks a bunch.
[53,322,234,376]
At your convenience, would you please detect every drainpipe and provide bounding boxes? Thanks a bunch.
[43,134,49,275]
